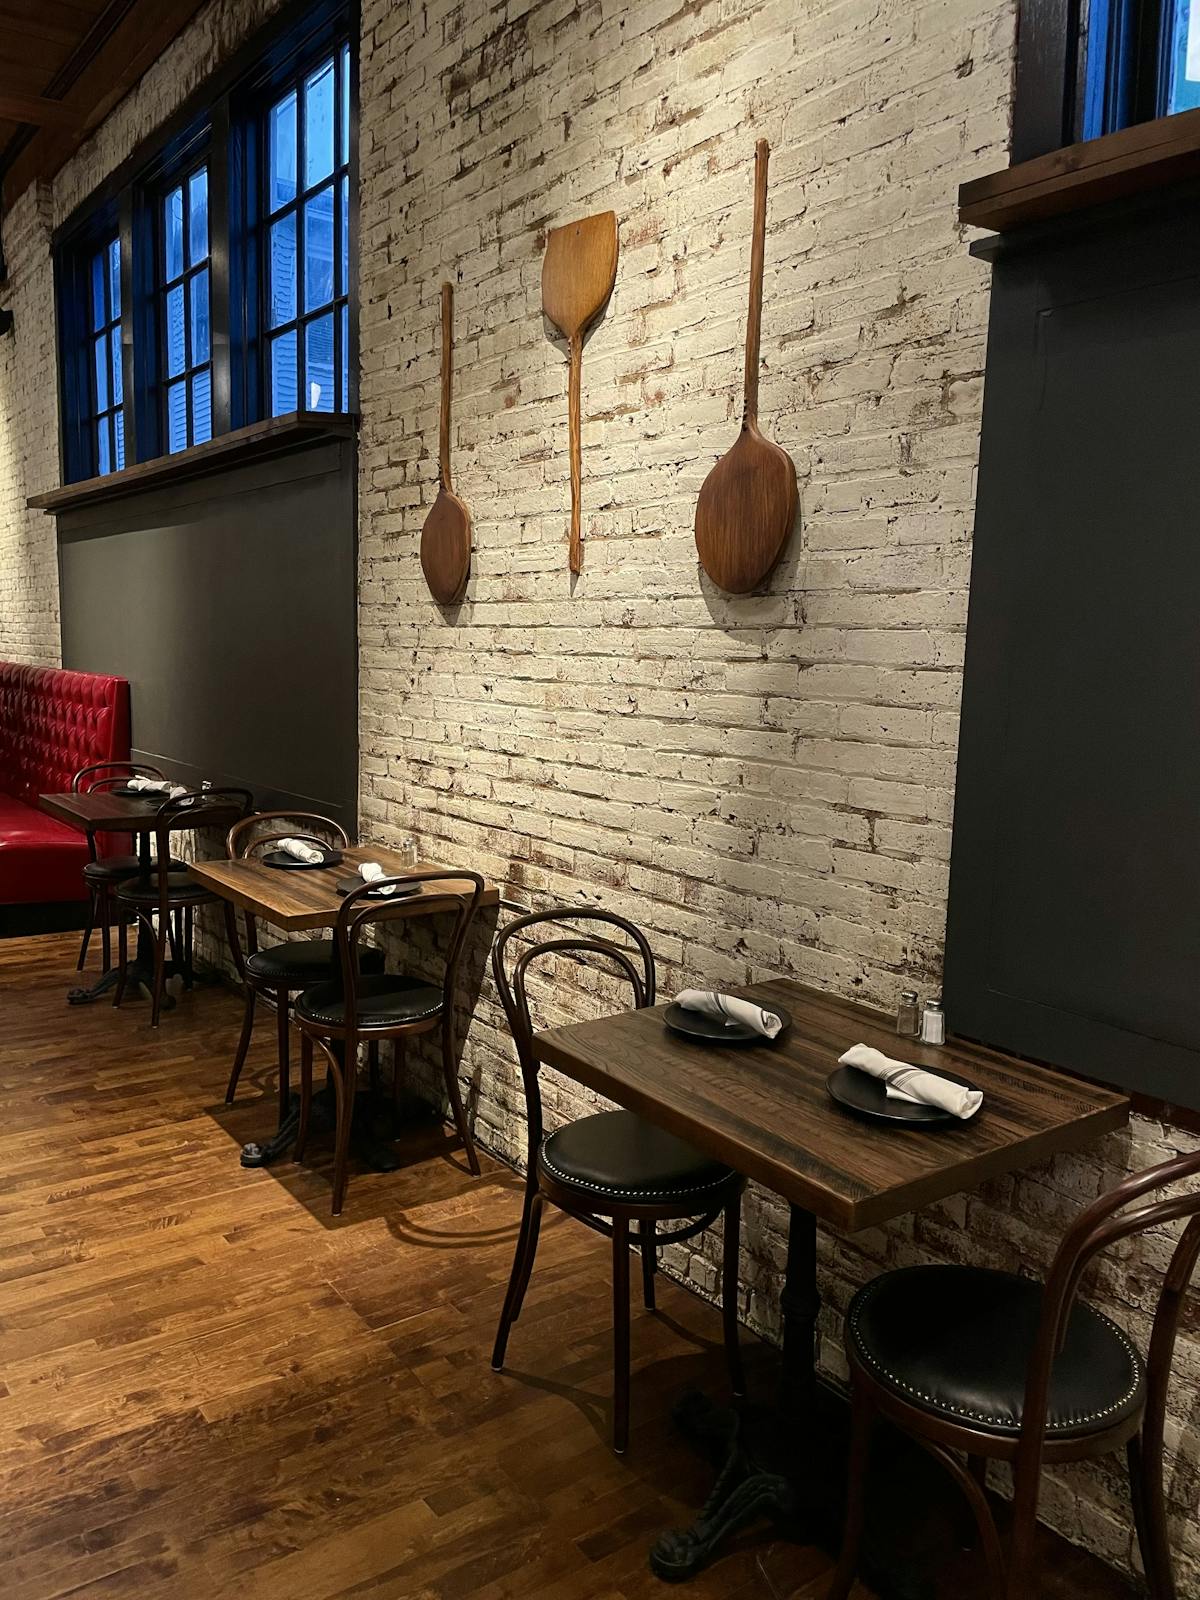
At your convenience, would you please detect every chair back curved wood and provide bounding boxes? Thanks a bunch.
[330,868,485,1037]
[224,810,352,967]
[492,908,655,1175]
[72,761,165,792]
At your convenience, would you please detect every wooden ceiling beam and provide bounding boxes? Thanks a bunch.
[2,0,208,208]
[0,91,79,130]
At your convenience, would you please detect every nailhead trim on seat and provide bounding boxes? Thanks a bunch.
[539,1145,736,1202]
[848,1280,1144,1432]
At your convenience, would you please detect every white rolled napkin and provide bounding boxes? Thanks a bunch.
[358,861,397,897]
[676,989,784,1039]
[125,776,170,792]
[277,836,324,864]
[838,1043,982,1120]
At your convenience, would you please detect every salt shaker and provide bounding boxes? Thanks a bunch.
[920,998,946,1046]
[399,834,418,869]
[896,990,920,1038]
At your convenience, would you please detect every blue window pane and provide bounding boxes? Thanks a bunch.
[188,169,208,265]
[269,213,296,327]
[167,380,188,452]
[339,43,350,166]
[111,329,123,405]
[340,302,348,410]
[306,313,335,411]
[340,174,349,298]
[165,284,186,377]
[91,250,106,330]
[164,186,184,280]
[108,238,121,319]
[303,57,335,189]
[93,335,109,411]
[304,184,334,312]
[191,370,212,444]
[269,90,297,211]
[114,411,125,471]
[97,420,111,475]
[270,329,297,416]
[1169,1,1200,113]
[190,269,210,364]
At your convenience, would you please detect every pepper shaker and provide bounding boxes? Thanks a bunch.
[896,990,920,1038]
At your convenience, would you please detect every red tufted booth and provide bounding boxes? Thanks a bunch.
[0,663,131,905]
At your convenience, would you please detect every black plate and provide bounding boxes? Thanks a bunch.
[261,846,343,870]
[663,1000,792,1047]
[826,1064,982,1128]
[111,784,161,799]
[335,875,421,900]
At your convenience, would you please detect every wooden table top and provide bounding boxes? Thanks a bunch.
[534,978,1130,1232]
[40,790,164,833]
[188,847,501,932]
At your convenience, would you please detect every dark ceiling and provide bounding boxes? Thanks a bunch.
[0,0,207,213]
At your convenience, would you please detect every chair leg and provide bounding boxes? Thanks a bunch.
[367,1039,381,1097]
[112,915,129,1007]
[440,1010,480,1175]
[275,988,291,1123]
[640,1218,657,1311]
[722,1191,746,1399]
[225,985,257,1105]
[825,1381,875,1600]
[150,916,169,1028]
[295,1032,314,1162]
[1003,1459,1042,1600]
[100,888,112,974]
[182,907,194,988]
[492,1183,544,1371]
[77,888,96,971]
[612,1215,631,1454]
[329,1045,354,1216]
[1128,1431,1175,1598]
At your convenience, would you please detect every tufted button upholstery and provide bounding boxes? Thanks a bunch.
[0,663,131,905]
[247,940,386,986]
[846,1265,1145,1439]
[539,1109,741,1208]
[295,973,444,1028]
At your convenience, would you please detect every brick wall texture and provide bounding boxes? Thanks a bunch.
[4,0,1200,1584]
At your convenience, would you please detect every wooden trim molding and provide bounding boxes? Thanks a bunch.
[959,106,1200,231]
[27,411,356,513]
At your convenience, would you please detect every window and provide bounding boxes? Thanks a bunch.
[89,238,125,474]
[54,0,353,484]
[160,166,213,451]
[264,42,351,417]
[1081,0,1200,139]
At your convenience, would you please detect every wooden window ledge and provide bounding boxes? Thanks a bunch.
[959,105,1200,232]
[28,411,357,514]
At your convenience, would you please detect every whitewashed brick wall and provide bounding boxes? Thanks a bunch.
[0,0,1196,1583]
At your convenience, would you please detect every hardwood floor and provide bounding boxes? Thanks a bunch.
[0,935,1139,1600]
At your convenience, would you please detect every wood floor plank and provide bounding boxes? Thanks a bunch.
[0,934,1137,1600]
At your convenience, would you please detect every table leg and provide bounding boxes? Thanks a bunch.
[649,1203,821,1581]
[239,1042,406,1173]
[67,830,176,1009]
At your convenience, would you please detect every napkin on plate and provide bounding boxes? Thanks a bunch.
[838,1043,982,1119]
[277,837,325,865]
[676,989,784,1039]
[358,861,397,897]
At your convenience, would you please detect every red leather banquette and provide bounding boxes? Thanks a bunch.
[0,663,131,905]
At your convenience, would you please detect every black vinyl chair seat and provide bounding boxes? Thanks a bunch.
[246,939,386,987]
[84,854,184,881]
[847,1264,1145,1439]
[114,870,214,907]
[294,972,444,1029]
[539,1109,740,1207]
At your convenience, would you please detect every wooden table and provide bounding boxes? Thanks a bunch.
[39,789,167,1005]
[189,847,500,1167]
[534,976,1130,1579]
[188,846,500,930]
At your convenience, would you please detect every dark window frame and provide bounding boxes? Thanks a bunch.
[53,0,356,486]
[1014,0,1200,160]
[57,203,122,484]
[156,158,214,452]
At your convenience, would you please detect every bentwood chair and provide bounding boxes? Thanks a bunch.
[490,908,746,1455]
[827,1148,1200,1600]
[292,869,485,1216]
[112,788,253,1027]
[222,811,384,1127]
[71,761,183,974]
